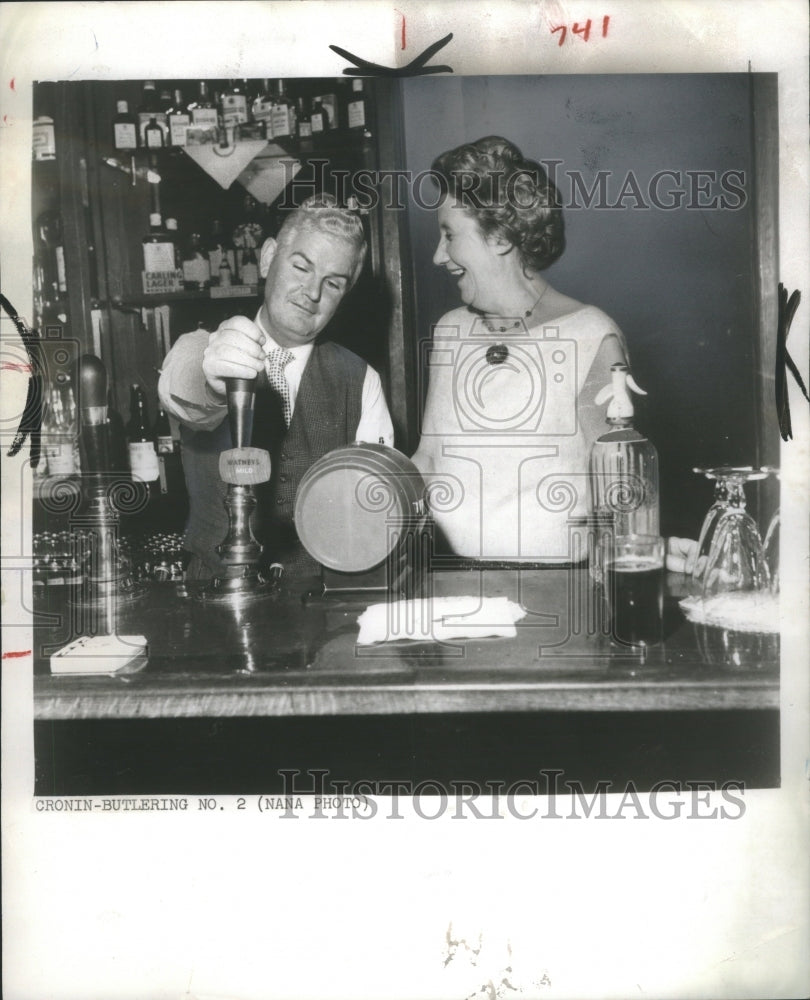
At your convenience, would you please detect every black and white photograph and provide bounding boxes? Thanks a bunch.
[2,3,808,999]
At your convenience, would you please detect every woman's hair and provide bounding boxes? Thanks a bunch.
[431,136,565,273]
[278,194,367,283]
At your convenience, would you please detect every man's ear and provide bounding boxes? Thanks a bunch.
[259,238,278,278]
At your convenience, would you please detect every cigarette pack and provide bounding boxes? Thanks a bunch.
[49,634,149,675]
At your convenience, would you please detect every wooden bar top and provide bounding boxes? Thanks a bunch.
[33,567,779,720]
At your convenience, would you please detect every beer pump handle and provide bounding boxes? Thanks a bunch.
[77,353,110,474]
[221,375,271,486]
[225,376,256,451]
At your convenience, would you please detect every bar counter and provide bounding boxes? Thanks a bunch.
[33,566,779,721]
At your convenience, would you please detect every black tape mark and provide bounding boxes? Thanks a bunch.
[1,292,44,466]
[329,32,453,77]
[775,284,807,441]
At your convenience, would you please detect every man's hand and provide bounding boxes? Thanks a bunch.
[202,315,267,398]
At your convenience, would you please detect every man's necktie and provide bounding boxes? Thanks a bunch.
[264,347,295,427]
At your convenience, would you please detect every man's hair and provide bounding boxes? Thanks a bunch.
[276,194,367,284]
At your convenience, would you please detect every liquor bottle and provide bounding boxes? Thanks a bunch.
[154,406,174,455]
[206,219,235,284]
[167,88,190,147]
[251,78,275,137]
[181,231,211,291]
[35,208,67,303]
[32,114,56,161]
[126,384,160,484]
[107,390,129,474]
[137,80,166,144]
[347,78,369,135]
[112,99,139,150]
[219,254,233,287]
[270,80,296,140]
[144,114,165,150]
[165,217,182,269]
[296,97,313,149]
[32,81,57,161]
[239,246,259,286]
[159,87,173,117]
[310,94,327,138]
[589,363,660,538]
[189,80,218,141]
[142,212,176,273]
[42,376,79,476]
[220,79,249,130]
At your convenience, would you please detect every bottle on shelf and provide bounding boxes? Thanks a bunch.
[42,375,79,477]
[165,217,182,270]
[137,80,167,145]
[347,78,369,135]
[112,99,139,150]
[270,79,296,140]
[107,390,129,474]
[181,231,211,291]
[220,79,249,142]
[296,97,312,147]
[154,406,174,455]
[167,88,190,147]
[238,246,259,286]
[144,114,166,150]
[126,384,160,485]
[35,208,67,305]
[251,78,275,138]
[142,212,176,272]
[309,93,328,139]
[206,219,236,285]
[32,113,56,161]
[188,81,219,142]
[588,363,660,538]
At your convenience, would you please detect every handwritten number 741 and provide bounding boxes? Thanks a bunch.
[551,16,610,46]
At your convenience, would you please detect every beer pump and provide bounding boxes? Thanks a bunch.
[200,375,273,599]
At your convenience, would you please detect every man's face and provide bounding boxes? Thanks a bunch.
[259,225,358,348]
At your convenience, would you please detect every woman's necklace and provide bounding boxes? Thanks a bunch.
[482,283,549,366]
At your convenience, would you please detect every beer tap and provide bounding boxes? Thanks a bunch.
[202,375,272,598]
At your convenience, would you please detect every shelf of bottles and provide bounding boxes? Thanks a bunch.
[105,77,374,310]
[111,77,373,158]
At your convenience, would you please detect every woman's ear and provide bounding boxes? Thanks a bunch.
[487,232,514,256]
[259,238,278,278]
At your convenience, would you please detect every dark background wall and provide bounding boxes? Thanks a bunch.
[400,74,774,539]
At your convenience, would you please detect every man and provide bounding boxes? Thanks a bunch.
[158,197,394,579]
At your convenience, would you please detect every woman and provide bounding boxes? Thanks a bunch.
[411,136,629,562]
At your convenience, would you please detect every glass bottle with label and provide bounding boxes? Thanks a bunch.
[296,97,312,147]
[144,114,165,150]
[142,212,177,273]
[32,114,56,161]
[35,208,67,304]
[164,217,182,270]
[43,376,79,476]
[310,94,327,140]
[221,79,249,130]
[270,80,296,140]
[112,99,139,150]
[137,80,164,144]
[251,79,275,137]
[239,246,259,286]
[189,81,218,141]
[347,78,369,135]
[206,219,235,285]
[126,384,160,484]
[167,89,190,147]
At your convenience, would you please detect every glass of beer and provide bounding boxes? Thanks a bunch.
[603,534,665,647]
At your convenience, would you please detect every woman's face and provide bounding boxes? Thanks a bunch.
[433,200,506,311]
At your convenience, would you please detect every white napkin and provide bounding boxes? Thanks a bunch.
[356,596,526,646]
[183,139,269,190]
